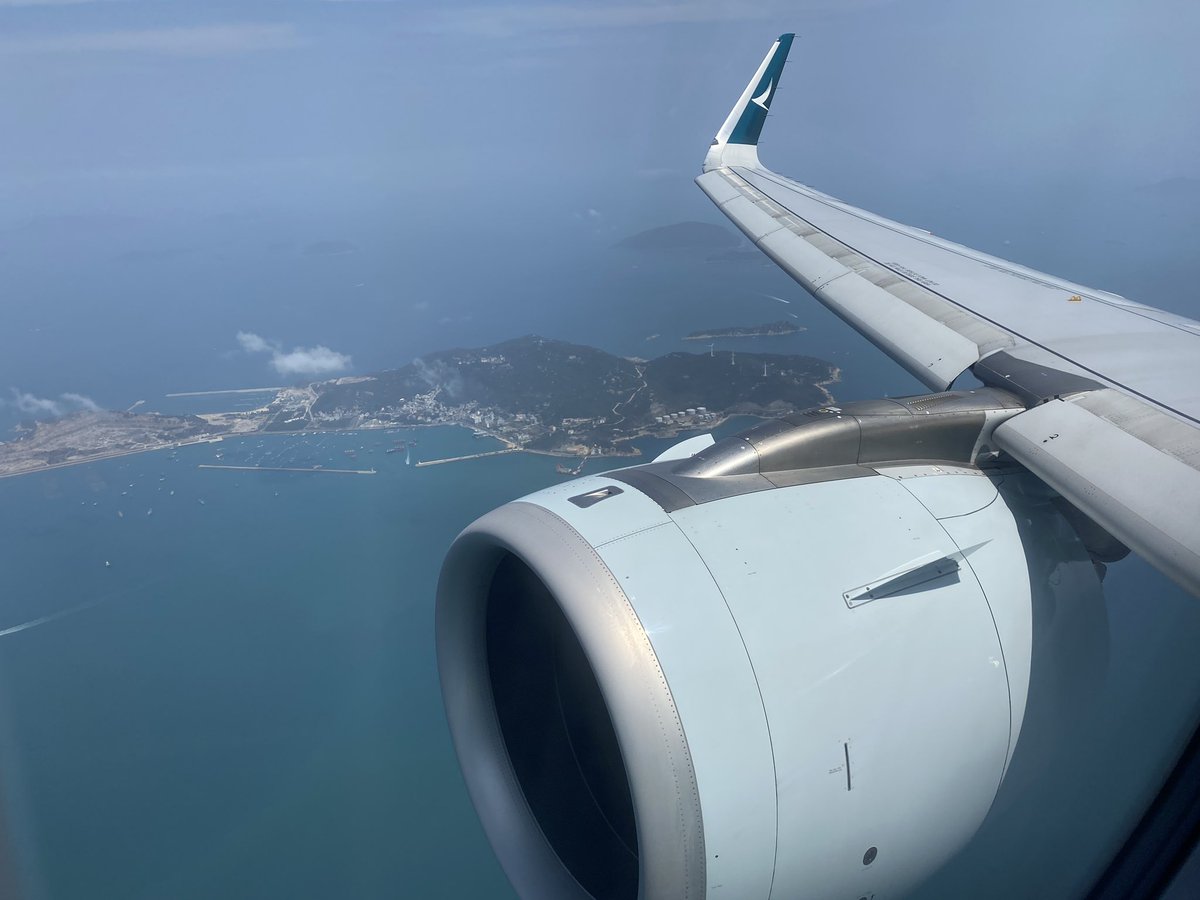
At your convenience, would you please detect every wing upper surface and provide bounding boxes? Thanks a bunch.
[699,165,1200,419]
[699,35,1200,596]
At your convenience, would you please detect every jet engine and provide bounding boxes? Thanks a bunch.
[436,389,1108,900]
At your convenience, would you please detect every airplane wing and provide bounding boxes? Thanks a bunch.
[698,34,1200,597]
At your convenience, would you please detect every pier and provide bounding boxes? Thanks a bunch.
[197,464,376,475]
[167,387,284,398]
[415,448,519,468]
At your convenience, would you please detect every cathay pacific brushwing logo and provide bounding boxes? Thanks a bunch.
[751,79,773,110]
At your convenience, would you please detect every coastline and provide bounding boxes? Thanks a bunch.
[816,366,842,406]
[0,412,772,480]
[0,355,841,480]
[682,325,806,341]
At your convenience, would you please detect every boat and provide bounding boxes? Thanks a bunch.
[556,458,587,476]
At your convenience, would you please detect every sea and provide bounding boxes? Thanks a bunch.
[3,191,1200,899]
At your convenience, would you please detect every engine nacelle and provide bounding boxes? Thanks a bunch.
[436,390,1106,900]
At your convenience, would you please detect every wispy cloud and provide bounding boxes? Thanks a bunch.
[412,356,464,399]
[0,23,306,57]
[60,392,101,410]
[270,346,352,376]
[236,331,273,354]
[0,0,106,6]
[236,332,352,377]
[3,389,99,418]
[0,0,113,6]
[400,0,885,36]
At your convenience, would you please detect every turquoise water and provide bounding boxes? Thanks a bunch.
[4,411,1200,899]
[0,422,723,900]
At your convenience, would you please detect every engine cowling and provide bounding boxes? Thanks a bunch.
[436,391,1107,900]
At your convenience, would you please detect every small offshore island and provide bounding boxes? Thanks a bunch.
[683,320,805,341]
[0,335,838,477]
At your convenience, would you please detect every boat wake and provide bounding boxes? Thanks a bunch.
[0,595,110,639]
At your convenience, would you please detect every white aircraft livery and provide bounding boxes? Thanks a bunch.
[435,34,1199,900]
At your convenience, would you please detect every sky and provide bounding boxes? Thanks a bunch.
[2,0,1199,420]
[3,0,1198,236]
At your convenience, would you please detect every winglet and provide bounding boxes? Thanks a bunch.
[704,33,794,172]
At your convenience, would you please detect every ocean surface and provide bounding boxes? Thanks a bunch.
[2,197,1200,898]
[0,416,773,899]
[0,198,922,898]
[4,415,1200,900]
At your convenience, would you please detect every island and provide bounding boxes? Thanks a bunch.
[683,321,805,340]
[0,335,839,476]
[0,411,224,477]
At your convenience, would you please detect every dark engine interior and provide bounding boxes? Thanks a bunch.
[485,553,640,900]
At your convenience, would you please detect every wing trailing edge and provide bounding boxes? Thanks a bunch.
[697,36,1200,596]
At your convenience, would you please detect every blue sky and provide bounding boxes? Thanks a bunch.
[3,0,1197,217]
[1,0,1198,415]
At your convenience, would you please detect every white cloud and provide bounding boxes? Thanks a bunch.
[236,331,275,353]
[270,346,352,377]
[0,23,306,57]
[3,389,100,418]
[236,331,351,377]
[59,392,100,411]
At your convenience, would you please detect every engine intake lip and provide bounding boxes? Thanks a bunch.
[436,500,706,900]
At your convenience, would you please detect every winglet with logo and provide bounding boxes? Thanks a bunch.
[704,33,794,171]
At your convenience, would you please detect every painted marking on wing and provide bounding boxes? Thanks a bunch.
[751,79,773,110]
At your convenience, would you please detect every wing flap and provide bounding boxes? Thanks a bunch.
[994,393,1200,595]
[699,169,982,389]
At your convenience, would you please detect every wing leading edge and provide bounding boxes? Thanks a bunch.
[698,35,1200,596]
